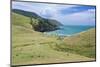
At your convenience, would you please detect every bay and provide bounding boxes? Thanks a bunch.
[46,25,95,36]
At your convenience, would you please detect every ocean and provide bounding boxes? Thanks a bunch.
[46,25,95,36]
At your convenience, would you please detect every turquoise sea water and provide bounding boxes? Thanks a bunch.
[46,25,95,36]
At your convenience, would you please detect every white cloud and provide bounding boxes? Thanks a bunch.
[53,9,95,25]
[12,1,75,18]
[12,1,95,26]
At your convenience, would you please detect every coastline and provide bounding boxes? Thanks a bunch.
[44,27,95,37]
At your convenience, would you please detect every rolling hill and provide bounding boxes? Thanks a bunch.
[12,9,95,66]
[52,28,96,58]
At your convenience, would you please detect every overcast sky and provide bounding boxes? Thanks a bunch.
[12,1,96,26]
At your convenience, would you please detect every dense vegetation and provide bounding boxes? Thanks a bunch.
[12,9,96,66]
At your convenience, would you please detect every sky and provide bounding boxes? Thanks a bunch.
[12,1,96,26]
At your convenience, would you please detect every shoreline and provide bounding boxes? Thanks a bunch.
[44,28,95,37]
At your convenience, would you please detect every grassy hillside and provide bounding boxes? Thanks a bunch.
[51,28,96,58]
[12,11,95,66]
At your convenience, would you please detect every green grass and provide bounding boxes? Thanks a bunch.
[12,12,96,65]
[52,29,96,58]
[12,13,32,29]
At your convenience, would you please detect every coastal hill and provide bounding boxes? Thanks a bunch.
[12,9,95,65]
[12,9,62,32]
[53,28,96,58]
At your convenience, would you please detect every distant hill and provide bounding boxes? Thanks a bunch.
[12,9,41,18]
[12,9,62,32]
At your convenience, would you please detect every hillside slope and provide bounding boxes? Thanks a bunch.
[52,28,96,58]
[12,11,95,66]
[12,9,62,32]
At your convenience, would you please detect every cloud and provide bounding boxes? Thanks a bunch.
[54,9,95,25]
[12,1,96,26]
[12,1,75,18]
[59,5,95,15]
